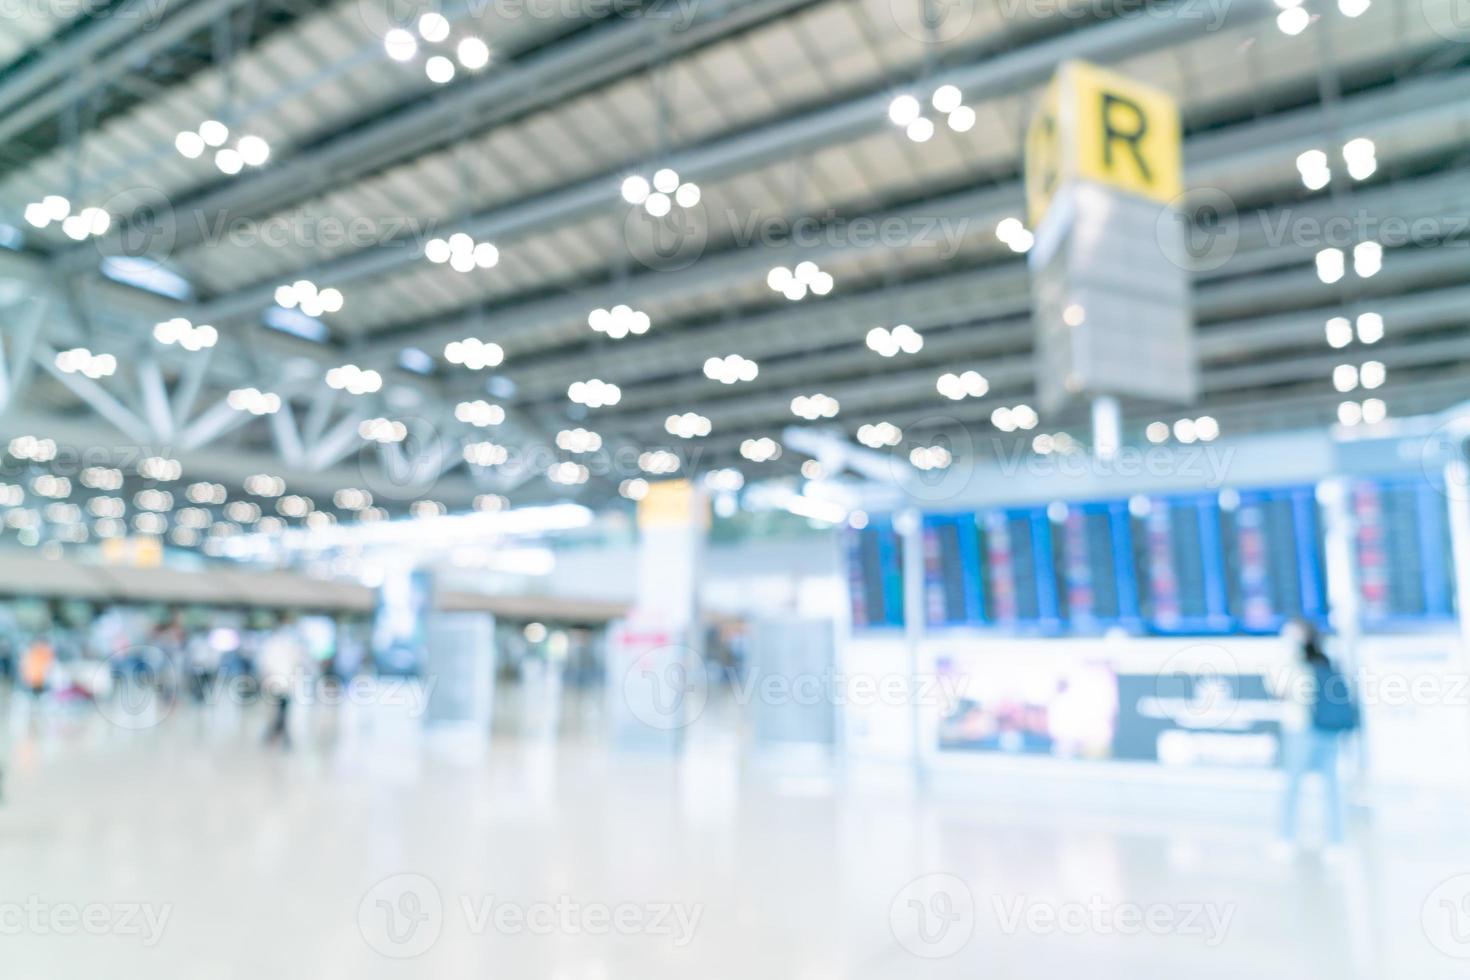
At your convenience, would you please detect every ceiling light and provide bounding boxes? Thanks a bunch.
[384,27,416,61]
[324,364,382,395]
[790,393,839,420]
[703,354,758,384]
[589,304,650,339]
[425,55,455,84]
[175,130,205,158]
[619,478,649,500]
[1342,136,1377,180]
[1325,316,1353,348]
[359,418,408,443]
[186,482,227,504]
[138,456,182,481]
[1356,312,1384,344]
[82,467,125,491]
[1338,0,1370,16]
[664,412,712,438]
[948,106,976,132]
[1333,363,1358,392]
[1361,398,1386,424]
[153,317,217,350]
[621,175,650,205]
[454,400,505,426]
[644,192,671,217]
[1353,240,1382,278]
[567,378,621,408]
[995,217,1033,253]
[906,117,935,143]
[910,446,952,471]
[243,474,285,498]
[1145,422,1170,444]
[1315,247,1344,284]
[866,324,923,357]
[457,36,491,70]
[9,436,57,462]
[417,12,450,42]
[1359,360,1386,389]
[856,422,903,448]
[474,494,507,513]
[547,462,590,486]
[464,441,509,466]
[1337,400,1362,426]
[740,437,781,462]
[931,85,962,114]
[237,135,270,167]
[215,148,244,175]
[199,120,229,147]
[227,387,282,415]
[637,450,680,475]
[444,337,505,370]
[769,261,831,300]
[555,428,602,453]
[1276,5,1310,34]
[888,94,920,127]
[54,347,117,378]
[936,370,987,400]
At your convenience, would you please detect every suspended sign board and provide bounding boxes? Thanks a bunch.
[1024,61,1196,414]
[1026,60,1183,228]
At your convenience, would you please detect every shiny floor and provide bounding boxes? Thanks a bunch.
[2,681,1469,979]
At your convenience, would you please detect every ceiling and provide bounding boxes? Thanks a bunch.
[0,0,1468,544]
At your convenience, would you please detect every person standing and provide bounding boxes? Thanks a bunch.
[258,618,305,749]
[1270,620,1359,858]
[20,634,55,700]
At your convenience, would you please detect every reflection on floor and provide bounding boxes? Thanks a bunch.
[1,680,1468,979]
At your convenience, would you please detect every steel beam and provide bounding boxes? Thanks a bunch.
[190,0,1284,325]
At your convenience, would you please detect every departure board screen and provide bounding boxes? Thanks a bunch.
[1223,487,1326,632]
[1352,478,1456,625]
[922,515,982,627]
[1058,501,1138,628]
[1136,493,1230,632]
[847,520,905,629]
[978,507,1060,628]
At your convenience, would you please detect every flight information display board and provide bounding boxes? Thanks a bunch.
[1352,478,1456,626]
[1222,486,1327,632]
[1057,500,1140,630]
[1135,492,1231,633]
[977,507,1061,630]
[847,520,905,629]
[922,514,983,627]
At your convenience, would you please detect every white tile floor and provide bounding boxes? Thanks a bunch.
[2,684,1469,979]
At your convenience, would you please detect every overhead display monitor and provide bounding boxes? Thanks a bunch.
[847,520,905,630]
[921,514,983,628]
[1222,486,1327,632]
[978,507,1061,630]
[1056,500,1139,630]
[1352,478,1456,627]
[1135,492,1231,634]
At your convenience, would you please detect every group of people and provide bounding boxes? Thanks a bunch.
[0,617,311,749]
